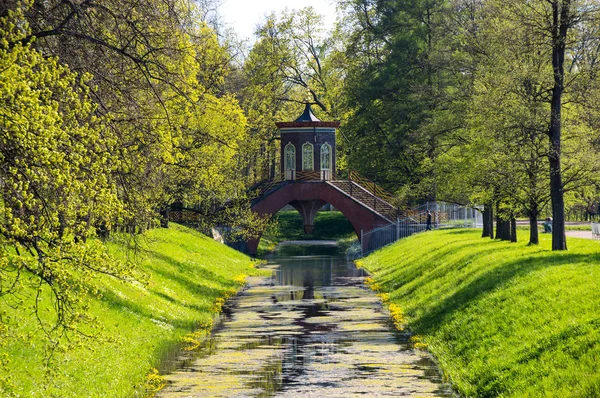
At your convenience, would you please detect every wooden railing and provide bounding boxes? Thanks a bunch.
[250,173,285,199]
[349,171,400,208]
[284,170,332,181]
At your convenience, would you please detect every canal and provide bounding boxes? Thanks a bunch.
[160,243,453,397]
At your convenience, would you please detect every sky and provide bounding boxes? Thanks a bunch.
[219,0,338,42]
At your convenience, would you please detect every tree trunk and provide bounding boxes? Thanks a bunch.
[510,218,517,242]
[495,202,501,239]
[160,208,170,228]
[529,213,539,245]
[501,219,511,241]
[482,204,491,238]
[548,0,570,251]
[489,203,494,239]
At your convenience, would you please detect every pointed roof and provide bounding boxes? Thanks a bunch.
[275,103,340,129]
[295,103,321,122]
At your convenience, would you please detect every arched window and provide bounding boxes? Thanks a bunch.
[320,142,332,170]
[302,142,314,171]
[284,142,296,170]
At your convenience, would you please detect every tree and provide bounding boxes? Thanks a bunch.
[0,8,128,348]
[338,0,470,200]
[485,0,600,250]
[465,0,552,245]
[0,2,267,360]
[547,0,572,250]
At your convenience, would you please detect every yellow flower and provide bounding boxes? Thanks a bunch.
[410,335,428,349]
[145,368,166,395]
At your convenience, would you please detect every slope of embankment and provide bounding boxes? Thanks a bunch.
[1,223,263,397]
[360,229,600,397]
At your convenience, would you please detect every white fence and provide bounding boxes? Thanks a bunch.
[413,201,483,228]
[355,202,483,257]
[592,222,600,239]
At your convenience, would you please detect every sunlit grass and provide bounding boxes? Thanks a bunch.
[0,223,264,397]
[361,229,600,397]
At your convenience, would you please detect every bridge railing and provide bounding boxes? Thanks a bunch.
[348,171,401,209]
[250,173,286,200]
[284,170,333,181]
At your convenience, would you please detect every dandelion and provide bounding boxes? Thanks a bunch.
[364,277,381,292]
[377,292,390,303]
[388,303,405,330]
[234,274,247,285]
[211,297,225,313]
[145,368,166,395]
[410,335,428,349]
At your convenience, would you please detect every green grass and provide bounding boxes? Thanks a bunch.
[360,229,600,397]
[0,223,264,397]
[518,224,591,231]
[258,210,357,254]
[566,225,593,231]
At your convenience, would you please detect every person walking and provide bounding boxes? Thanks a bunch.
[426,210,432,231]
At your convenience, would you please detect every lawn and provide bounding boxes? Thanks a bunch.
[360,229,600,397]
[0,223,264,397]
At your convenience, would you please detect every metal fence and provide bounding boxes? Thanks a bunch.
[354,202,483,257]
[412,201,483,228]
[360,217,428,255]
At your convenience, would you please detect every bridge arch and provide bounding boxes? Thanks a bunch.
[246,182,391,255]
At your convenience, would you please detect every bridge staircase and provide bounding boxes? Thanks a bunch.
[327,171,403,223]
[249,174,287,204]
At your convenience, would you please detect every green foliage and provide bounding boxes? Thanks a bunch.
[0,3,265,387]
[258,210,357,254]
[0,6,128,350]
[239,6,346,183]
[338,0,469,198]
[361,229,600,397]
[0,224,263,396]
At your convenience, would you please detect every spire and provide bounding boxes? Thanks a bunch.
[295,103,321,122]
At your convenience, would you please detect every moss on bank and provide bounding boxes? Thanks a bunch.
[0,223,264,397]
[361,229,600,397]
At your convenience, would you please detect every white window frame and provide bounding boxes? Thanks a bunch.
[284,142,296,171]
[320,142,332,170]
[302,142,314,171]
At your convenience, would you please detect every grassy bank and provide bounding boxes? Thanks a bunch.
[258,210,357,254]
[360,229,600,397]
[0,223,264,397]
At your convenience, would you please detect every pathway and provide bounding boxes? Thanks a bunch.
[566,230,595,240]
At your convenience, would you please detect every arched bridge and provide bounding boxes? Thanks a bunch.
[246,171,402,255]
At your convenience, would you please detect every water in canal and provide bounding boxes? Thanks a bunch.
[160,243,453,397]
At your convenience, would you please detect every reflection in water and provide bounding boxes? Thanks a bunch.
[160,244,454,397]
